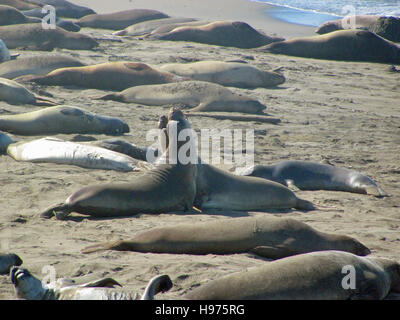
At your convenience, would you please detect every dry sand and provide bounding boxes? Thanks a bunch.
[0,0,399,300]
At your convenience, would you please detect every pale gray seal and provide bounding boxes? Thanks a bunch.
[82,216,370,258]
[0,253,22,274]
[11,267,172,300]
[0,54,85,79]
[315,15,380,34]
[17,61,185,91]
[0,23,98,51]
[113,17,197,36]
[153,20,284,49]
[0,77,56,106]
[260,29,400,64]
[0,105,129,136]
[25,0,95,18]
[239,160,388,197]
[76,9,169,30]
[159,60,285,88]
[97,80,266,114]
[184,251,400,300]
[7,137,145,172]
[39,108,197,219]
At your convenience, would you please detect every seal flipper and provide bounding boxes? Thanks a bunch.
[39,203,71,219]
[249,246,294,259]
[348,279,383,300]
[295,198,316,211]
[364,185,389,198]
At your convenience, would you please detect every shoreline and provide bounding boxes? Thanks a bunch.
[71,0,317,38]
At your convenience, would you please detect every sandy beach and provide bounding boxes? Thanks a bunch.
[0,0,399,300]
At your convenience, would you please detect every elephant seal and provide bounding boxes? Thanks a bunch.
[160,61,285,88]
[0,131,14,153]
[113,17,197,36]
[0,77,56,106]
[238,160,388,197]
[17,62,185,91]
[371,16,400,43]
[0,23,98,51]
[76,9,169,30]
[0,253,22,274]
[7,137,145,172]
[82,216,370,258]
[148,20,210,37]
[24,0,95,18]
[0,105,129,136]
[315,15,380,34]
[0,54,85,79]
[154,20,284,49]
[260,29,400,64]
[97,80,266,114]
[11,267,172,300]
[0,0,38,10]
[0,5,39,26]
[39,108,197,219]
[22,8,81,32]
[184,251,400,300]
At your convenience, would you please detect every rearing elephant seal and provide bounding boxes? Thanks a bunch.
[97,80,267,114]
[160,60,285,88]
[0,23,98,51]
[82,216,370,258]
[239,160,388,197]
[76,9,169,30]
[185,251,400,300]
[260,29,400,64]
[17,62,185,91]
[154,20,284,49]
[11,267,172,300]
[0,105,129,136]
[39,108,197,219]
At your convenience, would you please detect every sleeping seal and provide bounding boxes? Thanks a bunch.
[11,267,172,300]
[0,4,39,26]
[17,62,185,91]
[260,29,400,63]
[0,77,56,106]
[184,251,400,300]
[159,60,285,88]
[97,80,266,114]
[0,23,98,51]
[154,20,284,49]
[82,216,370,259]
[0,105,129,136]
[0,253,22,274]
[23,0,95,18]
[315,15,380,34]
[39,108,197,219]
[239,160,388,197]
[0,0,38,10]
[76,9,169,30]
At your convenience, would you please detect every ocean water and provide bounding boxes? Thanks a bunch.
[253,0,400,26]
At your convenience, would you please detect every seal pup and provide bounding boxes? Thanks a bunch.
[24,0,95,18]
[0,5,39,26]
[0,105,130,136]
[17,62,185,91]
[185,251,400,300]
[160,61,285,88]
[0,131,14,153]
[7,137,145,172]
[0,0,38,10]
[39,108,197,219]
[315,15,380,34]
[260,29,400,64]
[0,77,56,106]
[0,54,85,79]
[97,80,266,114]
[11,267,172,300]
[154,20,284,49]
[238,160,388,197]
[113,17,197,36]
[82,216,370,258]
[0,23,98,51]
[0,253,22,274]
[76,9,169,30]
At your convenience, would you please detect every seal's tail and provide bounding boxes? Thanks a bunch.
[295,198,316,211]
[81,243,109,254]
[91,93,120,101]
